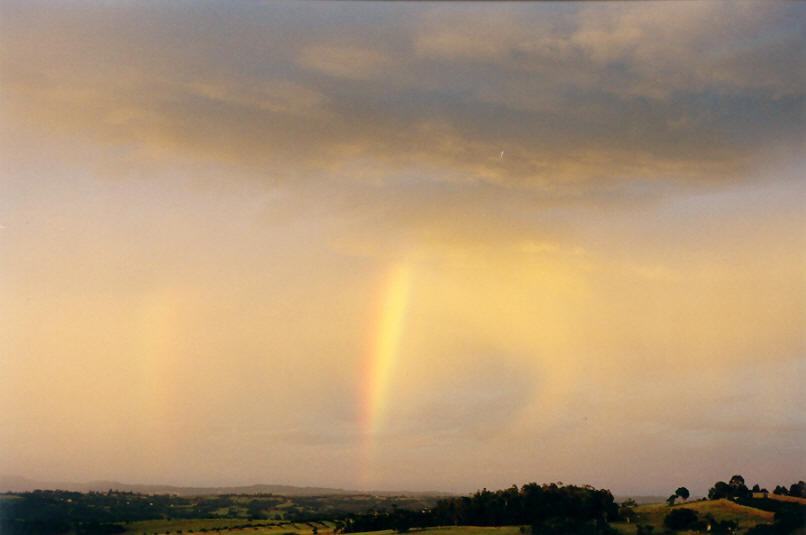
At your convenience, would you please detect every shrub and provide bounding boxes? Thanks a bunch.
[664,508,699,531]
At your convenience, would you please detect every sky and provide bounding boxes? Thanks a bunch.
[0,1,804,497]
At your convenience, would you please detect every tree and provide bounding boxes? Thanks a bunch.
[728,475,749,497]
[710,476,750,500]
[709,481,731,500]
[391,510,412,533]
[729,475,745,488]
[664,508,699,531]
[704,515,738,535]
[773,485,788,496]
[618,503,636,524]
[675,487,690,501]
[666,495,676,506]
[789,481,806,498]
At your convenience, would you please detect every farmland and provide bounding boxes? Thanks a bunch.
[609,499,775,535]
[2,478,803,535]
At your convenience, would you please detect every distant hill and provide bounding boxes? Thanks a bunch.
[0,474,451,497]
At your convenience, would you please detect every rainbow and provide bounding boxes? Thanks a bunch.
[132,289,186,453]
[359,262,413,483]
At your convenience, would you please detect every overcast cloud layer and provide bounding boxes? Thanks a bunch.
[1,1,804,495]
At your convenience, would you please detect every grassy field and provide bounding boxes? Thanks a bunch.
[123,524,523,535]
[609,498,775,535]
[765,494,806,505]
[396,528,523,535]
[122,504,780,535]
[123,508,781,535]
[9,494,781,535]
[124,519,340,535]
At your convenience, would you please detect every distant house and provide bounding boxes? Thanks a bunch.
[752,492,769,499]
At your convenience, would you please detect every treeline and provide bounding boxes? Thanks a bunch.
[274,495,439,522]
[0,490,252,525]
[0,490,181,534]
[660,475,806,535]
[0,490,440,535]
[341,483,619,535]
[707,475,806,500]
[770,481,806,498]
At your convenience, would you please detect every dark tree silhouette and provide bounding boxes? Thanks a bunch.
[709,477,750,500]
[788,481,805,498]
[709,481,731,500]
[729,475,750,497]
[340,482,618,534]
[664,508,699,531]
[773,485,789,496]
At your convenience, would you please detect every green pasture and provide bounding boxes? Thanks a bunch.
[409,528,523,535]
[123,524,523,535]
[125,519,336,535]
[124,512,779,535]
[80,499,784,535]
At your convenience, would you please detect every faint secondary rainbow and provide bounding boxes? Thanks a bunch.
[359,262,413,482]
[133,289,188,452]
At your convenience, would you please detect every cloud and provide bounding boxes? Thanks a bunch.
[572,2,803,99]
[3,0,802,201]
[415,2,804,100]
[298,44,390,80]
[188,80,329,116]
[1,0,803,492]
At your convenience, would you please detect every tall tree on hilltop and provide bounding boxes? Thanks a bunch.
[789,481,806,498]
[708,481,730,500]
[728,475,749,498]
